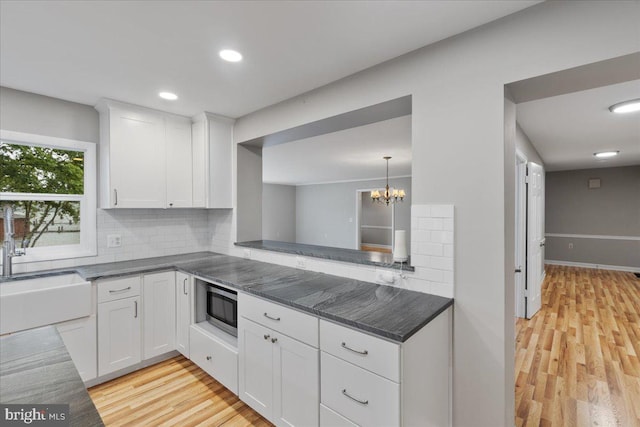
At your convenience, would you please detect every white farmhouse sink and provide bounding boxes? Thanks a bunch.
[0,273,91,335]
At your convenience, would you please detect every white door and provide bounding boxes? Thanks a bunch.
[166,116,193,208]
[515,154,527,318]
[110,107,166,208]
[526,162,545,318]
[98,296,141,376]
[273,332,319,427]
[175,272,191,357]
[57,315,97,382]
[142,271,176,359]
[239,318,275,421]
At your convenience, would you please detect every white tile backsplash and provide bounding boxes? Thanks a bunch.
[9,203,455,299]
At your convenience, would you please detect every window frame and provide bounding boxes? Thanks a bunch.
[0,130,97,262]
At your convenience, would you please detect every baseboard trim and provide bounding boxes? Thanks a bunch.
[545,259,640,273]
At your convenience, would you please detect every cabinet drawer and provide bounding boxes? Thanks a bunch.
[239,293,318,347]
[190,324,238,395]
[320,320,400,382]
[321,352,399,427]
[320,404,358,427]
[97,276,141,303]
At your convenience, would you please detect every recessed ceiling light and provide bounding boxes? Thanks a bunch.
[594,151,620,158]
[608,98,640,114]
[159,92,178,100]
[219,49,243,62]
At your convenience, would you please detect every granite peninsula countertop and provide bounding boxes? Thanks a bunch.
[236,240,415,271]
[4,252,452,343]
[0,326,104,427]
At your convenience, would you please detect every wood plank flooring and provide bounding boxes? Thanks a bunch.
[88,356,273,427]
[515,265,640,427]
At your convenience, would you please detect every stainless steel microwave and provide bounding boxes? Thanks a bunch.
[206,284,238,337]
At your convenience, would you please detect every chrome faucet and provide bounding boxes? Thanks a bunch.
[2,205,28,277]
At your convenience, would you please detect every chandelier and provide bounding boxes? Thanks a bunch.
[371,156,406,205]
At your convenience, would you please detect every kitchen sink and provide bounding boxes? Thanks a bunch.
[0,273,92,335]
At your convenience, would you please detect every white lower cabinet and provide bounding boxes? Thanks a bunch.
[142,271,176,359]
[321,352,399,426]
[176,272,191,358]
[56,315,97,382]
[238,294,319,427]
[97,295,141,376]
[319,308,452,427]
[189,323,238,394]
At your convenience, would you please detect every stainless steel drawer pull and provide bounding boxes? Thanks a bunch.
[114,189,118,206]
[134,300,138,318]
[263,313,281,321]
[341,342,369,355]
[342,389,369,405]
[109,286,132,294]
[183,278,188,295]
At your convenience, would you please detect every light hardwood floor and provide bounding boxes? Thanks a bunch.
[515,265,640,427]
[89,356,272,427]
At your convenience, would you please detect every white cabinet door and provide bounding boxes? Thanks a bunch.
[207,114,233,209]
[142,271,176,359]
[57,315,97,383]
[239,318,274,421]
[109,107,166,208]
[176,272,191,358]
[274,332,319,427]
[98,296,141,376]
[166,116,193,208]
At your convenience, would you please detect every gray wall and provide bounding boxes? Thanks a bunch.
[546,165,640,268]
[295,177,411,249]
[262,184,296,242]
[0,86,99,143]
[232,2,640,424]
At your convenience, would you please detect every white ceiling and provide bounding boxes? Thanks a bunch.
[263,115,411,185]
[517,80,640,171]
[0,1,539,118]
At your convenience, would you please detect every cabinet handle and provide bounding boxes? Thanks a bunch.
[206,356,212,361]
[271,337,278,343]
[109,286,132,294]
[341,342,369,355]
[183,278,188,295]
[114,189,118,206]
[264,334,270,340]
[342,389,368,405]
[169,203,173,207]
[134,300,138,318]
[263,313,281,321]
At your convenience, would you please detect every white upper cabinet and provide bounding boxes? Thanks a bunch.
[98,103,166,208]
[165,116,193,208]
[96,99,197,209]
[191,112,234,209]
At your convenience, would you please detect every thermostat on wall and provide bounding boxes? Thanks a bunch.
[588,178,601,189]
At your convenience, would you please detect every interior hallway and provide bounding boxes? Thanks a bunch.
[515,265,640,426]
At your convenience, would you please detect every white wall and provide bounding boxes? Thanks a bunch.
[295,177,411,249]
[516,123,544,165]
[222,2,640,425]
[262,183,296,242]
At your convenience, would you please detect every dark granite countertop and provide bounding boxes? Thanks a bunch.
[0,326,104,426]
[3,251,452,343]
[235,240,415,271]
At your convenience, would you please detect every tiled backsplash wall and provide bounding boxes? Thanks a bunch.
[11,209,211,274]
[207,204,455,298]
[9,204,454,298]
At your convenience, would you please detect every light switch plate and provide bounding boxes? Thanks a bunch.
[107,234,121,248]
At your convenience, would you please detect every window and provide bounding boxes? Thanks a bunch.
[0,130,96,262]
